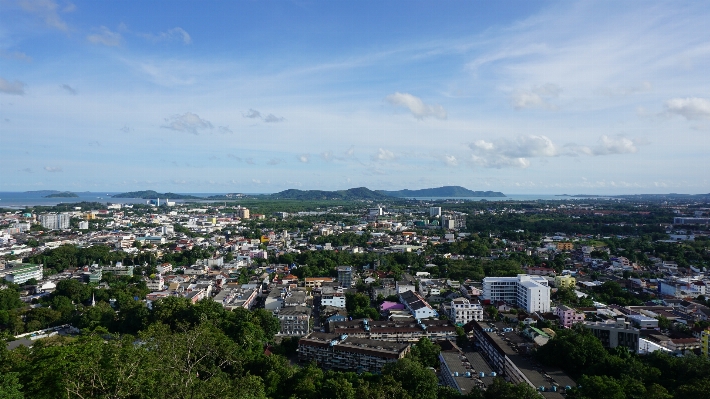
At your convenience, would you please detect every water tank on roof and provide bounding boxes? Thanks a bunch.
[565,386,572,390]
[490,372,496,377]
[551,386,558,392]
[465,372,471,377]
[479,372,485,378]
[454,372,459,377]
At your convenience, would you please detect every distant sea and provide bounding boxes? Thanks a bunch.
[0,192,605,208]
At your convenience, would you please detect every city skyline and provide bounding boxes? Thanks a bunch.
[1,1,709,194]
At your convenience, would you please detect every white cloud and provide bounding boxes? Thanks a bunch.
[371,148,396,161]
[60,84,76,95]
[567,135,640,156]
[0,78,26,95]
[386,92,447,119]
[511,83,561,110]
[44,166,62,172]
[161,112,213,134]
[18,0,70,31]
[87,26,121,46]
[665,97,710,120]
[298,154,310,163]
[468,134,640,168]
[443,155,458,167]
[267,158,283,165]
[142,27,192,44]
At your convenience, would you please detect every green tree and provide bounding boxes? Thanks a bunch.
[382,357,438,399]
[410,337,441,368]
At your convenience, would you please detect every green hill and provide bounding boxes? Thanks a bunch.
[268,187,392,200]
[44,191,79,198]
[111,190,203,200]
[377,186,505,198]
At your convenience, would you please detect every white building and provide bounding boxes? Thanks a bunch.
[145,275,165,291]
[429,207,442,217]
[3,264,43,284]
[482,274,550,313]
[321,293,346,308]
[78,221,89,230]
[39,213,70,230]
[400,290,438,319]
[449,297,483,325]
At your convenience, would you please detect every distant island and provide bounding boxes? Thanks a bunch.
[110,186,507,201]
[111,190,203,200]
[267,187,391,200]
[44,191,79,198]
[378,186,505,198]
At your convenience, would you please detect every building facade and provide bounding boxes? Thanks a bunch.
[400,290,438,319]
[555,305,585,328]
[3,264,43,284]
[450,297,484,325]
[584,319,640,353]
[482,274,550,313]
[337,266,353,288]
[39,213,70,230]
[298,332,410,373]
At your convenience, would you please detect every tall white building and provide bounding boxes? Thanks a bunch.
[39,213,70,230]
[429,207,442,217]
[482,274,550,313]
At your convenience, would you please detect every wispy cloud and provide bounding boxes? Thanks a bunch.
[0,78,26,95]
[264,114,285,123]
[511,83,561,110]
[243,109,285,123]
[161,112,213,134]
[60,84,76,95]
[87,26,121,46]
[386,92,447,119]
[298,154,310,163]
[1,51,32,62]
[18,0,71,31]
[218,126,233,133]
[141,27,192,44]
[44,166,62,172]
[243,109,261,119]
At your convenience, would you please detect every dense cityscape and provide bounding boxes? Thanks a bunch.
[1,192,710,398]
[3,0,710,398]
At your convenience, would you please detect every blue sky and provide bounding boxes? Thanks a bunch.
[1,0,709,194]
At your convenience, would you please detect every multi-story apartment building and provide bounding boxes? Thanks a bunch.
[298,332,410,373]
[322,293,346,308]
[276,306,311,336]
[555,305,585,328]
[328,319,458,342]
[102,263,134,277]
[235,206,250,219]
[213,284,259,310]
[584,318,640,353]
[337,266,353,288]
[39,213,70,230]
[554,275,576,289]
[449,297,483,325]
[305,277,334,288]
[482,274,550,313]
[2,263,43,284]
[145,275,165,291]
